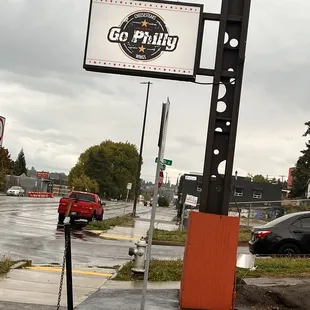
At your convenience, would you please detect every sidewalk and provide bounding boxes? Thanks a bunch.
[0,265,115,308]
[86,206,178,242]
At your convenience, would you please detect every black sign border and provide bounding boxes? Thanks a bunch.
[83,0,204,82]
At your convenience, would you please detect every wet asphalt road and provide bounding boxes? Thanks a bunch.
[0,196,185,266]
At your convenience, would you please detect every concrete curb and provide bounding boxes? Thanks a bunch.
[83,229,105,237]
[150,240,185,247]
[109,262,129,280]
[10,260,31,270]
[147,240,249,247]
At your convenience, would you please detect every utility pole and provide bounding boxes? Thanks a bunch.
[279,175,285,183]
[132,81,152,217]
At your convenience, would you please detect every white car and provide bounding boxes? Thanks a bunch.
[7,186,25,197]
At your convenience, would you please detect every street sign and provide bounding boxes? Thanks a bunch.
[158,171,164,189]
[185,194,198,207]
[0,116,5,147]
[37,171,49,179]
[155,158,172,166]
[127,182,132,190]
[83,0,204,82]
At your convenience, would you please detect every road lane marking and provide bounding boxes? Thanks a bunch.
[99,233,140,241]
[25,266,113,277]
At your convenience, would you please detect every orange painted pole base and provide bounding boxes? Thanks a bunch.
[180,212,240,310]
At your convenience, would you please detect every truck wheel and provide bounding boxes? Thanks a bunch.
[88,213,96,223]
[58,214,65,224]
[96,212,103,221]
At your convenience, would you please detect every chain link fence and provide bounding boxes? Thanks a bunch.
[229,199,310,228]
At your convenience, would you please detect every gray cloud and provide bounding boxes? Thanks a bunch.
[0,0,308,182]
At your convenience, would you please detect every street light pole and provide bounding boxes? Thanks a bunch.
[132,81,152,217]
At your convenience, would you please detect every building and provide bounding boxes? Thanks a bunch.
[176,172,283,217]
[6,173,52,194]
[287,167,295,189]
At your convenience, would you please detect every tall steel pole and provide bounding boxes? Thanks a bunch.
[132,81,152,217]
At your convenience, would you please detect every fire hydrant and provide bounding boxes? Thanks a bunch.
[128,237,147,273]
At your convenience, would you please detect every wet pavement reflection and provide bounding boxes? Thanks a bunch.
[0,197,185,267]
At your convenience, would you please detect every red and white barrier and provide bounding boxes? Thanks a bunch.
[28,192,54,198]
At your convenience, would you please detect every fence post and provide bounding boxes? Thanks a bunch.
[247,204,252,227]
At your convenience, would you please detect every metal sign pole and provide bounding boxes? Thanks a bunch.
[140,100,170,310]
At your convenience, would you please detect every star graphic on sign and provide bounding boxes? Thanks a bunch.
[141,19,149,27]
[139,45,146,53]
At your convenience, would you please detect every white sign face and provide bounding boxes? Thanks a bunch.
[185,194,198,207]
[127,182,132,190]
[84,0,203,81]
[0,116,5,147]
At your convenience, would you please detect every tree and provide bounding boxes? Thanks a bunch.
[68,140,139,198]
[158,196,169,207]
[14,148,27,176]
[244,173,253,182]
[71,174,99,193]
[291,121,310,198]
[252,174,267,183]
[0,147,14,191]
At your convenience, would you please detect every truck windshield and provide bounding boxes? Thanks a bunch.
[70,192,95,202]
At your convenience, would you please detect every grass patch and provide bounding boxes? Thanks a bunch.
[86,215,134,231]
[114,258,310,282]
[0,255,14,274]
[238,257,310,278]
[149,227,252,244]
[151,229,187,243]
[238,228,252,243]
[113,259,183,281]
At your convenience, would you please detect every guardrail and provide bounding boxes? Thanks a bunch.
[28,192,54,198]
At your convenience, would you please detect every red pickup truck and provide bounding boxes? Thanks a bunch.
[57,191,105,224]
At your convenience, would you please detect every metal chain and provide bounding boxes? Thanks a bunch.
[57,235,69,310]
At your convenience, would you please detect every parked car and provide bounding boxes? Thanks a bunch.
[57,191,105,224]
[249,211,310,255]
[6,186,25,196]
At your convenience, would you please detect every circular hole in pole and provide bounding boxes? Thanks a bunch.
[218,84,226,100]
[218,160,226,174]
[215,127,223,132]
[230,78,235,85]
[211,175,217,181]
[228,68,234,72]
[230,38,239,48]
[214,149,220,155]
[224,32,229,44]
[216,101,227,113]
[226,121,230,126]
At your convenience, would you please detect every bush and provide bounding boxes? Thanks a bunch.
[158,196,169,207]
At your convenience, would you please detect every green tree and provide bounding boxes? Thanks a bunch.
[14,148,27,176]
[252,174,267,183]
[158,196,169,207]
[244,173,253,182]
[291,121,310,198]
[71,174,99,193]
[0,147,14,191]
[68,140,139,198]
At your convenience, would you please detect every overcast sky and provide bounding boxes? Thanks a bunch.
[0,0,309,183]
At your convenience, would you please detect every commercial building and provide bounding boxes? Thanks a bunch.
[176,172,283,217]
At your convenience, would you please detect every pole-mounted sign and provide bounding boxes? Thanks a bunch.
[83,0,203,82]
[0,116,5,147]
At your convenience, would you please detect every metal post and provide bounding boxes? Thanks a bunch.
[140,101,170,310]
[124,189,130,214]
[132,81,152,217]
[64,224,74,310]
[247,203,252,227]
